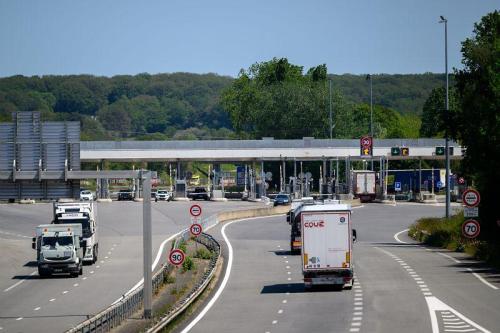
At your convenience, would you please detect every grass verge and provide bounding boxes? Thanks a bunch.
[409,212,500,268]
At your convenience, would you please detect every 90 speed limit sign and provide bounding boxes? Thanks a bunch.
[169,249,185,266]
[190,223,202,236]
[462,219,480,239]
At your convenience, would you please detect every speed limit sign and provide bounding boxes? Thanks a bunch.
[169,249,185,266]
[190,223,202,236]
[462,219,480,239]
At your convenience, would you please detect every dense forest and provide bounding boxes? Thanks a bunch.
[0,70,447,140]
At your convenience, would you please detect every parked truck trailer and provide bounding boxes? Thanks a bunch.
[351,170,376,202]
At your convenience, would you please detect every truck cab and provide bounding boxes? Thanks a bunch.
[32,224,85,278]
[52,202,98,264]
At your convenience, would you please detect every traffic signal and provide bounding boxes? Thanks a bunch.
[391,147,401,156]
[360,136,373,157]
[361,146,372,156]
[401,147,409,156]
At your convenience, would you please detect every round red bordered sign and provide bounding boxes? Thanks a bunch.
[169,249,185,266]
[458,177,465,185]
[360,136,372,147]
[462,219,480,239]
[190,223,202,236]
[189,204,202,217]
[462,189,480,207]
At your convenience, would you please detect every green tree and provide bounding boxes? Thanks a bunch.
[452,10,499,240]
[420,87,458,137]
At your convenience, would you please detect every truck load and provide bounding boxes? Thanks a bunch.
[32,224,85,278]
[52,202,98,264]
[287,197,315,254]
[351,170,376,202]
[300,203,355,289]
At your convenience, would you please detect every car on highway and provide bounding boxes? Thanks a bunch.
[155,189,173,202]
[274,193,291,206]
[117,189,134,201]
[188,187,210,201]
[79,189,94,201]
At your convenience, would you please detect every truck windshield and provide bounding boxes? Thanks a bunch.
[42,236,73,247]
[55,218,91,238]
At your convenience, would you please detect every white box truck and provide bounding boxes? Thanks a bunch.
[301,203,355,289]
[32,224,85,278]
[352,170,376,202]
[52,202,99,264]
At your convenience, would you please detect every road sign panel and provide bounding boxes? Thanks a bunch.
[435,146,445,156]
[462,189,480,207]
[458,177,465,185]
[462,219,480,238]
[464,207,479,218]
[395,182,402,192]
[360,136,372,147]
[189,204,202,217]
[437,181,443,188]
[169,249,185,266]
[401,147,409,156]
[190,223,202,236]
[391,147,401,156]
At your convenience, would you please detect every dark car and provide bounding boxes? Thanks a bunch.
[117,189,134,201]
[188,187,210,201]
[274,193,291,206]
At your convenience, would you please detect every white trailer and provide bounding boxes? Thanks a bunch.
[301,203,354,289]
[352,170,376,202]
[53,202,99,264]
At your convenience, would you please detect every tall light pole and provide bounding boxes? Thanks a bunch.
[366,74,374,170]
[329,79,333,139]
[439,15,451,218]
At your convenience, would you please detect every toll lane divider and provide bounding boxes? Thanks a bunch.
[65,204,290,333]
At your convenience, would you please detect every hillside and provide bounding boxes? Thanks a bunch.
[0,72,446,139]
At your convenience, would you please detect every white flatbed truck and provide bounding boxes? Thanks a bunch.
[301,203,355,289]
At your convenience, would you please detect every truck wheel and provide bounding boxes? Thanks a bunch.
[79,266,83,275]
[93,245,98,263]
[38,268,49,278]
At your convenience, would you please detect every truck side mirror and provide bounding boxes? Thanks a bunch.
[80,240,87,249]
[352,229,357,242]
[32,238,36,250]
[286,214,290,223]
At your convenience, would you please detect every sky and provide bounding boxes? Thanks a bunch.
[0,0,498,78]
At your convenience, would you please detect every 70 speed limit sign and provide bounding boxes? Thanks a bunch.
[462,219,480,239]
[169,249,185,266]
[190,223,202,236]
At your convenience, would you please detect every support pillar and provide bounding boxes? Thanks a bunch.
[142,172,152,319]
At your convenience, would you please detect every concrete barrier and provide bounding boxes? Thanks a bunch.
[97,198,113,203]
[19,199,36,204]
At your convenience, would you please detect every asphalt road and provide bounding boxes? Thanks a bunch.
[180,203,500,333]
[0,200,264,332]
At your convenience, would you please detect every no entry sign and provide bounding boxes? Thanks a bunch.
[189,204,202,217]
[462,189,480,207]
[169,249,185,266]
[462,219,480,239]
[190,223,202,236]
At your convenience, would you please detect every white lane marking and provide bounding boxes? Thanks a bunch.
[90,271,94,274]
[3,271,37,292]
[34,307,41,311]
[354,307,363,311]
[285,260,289,264]
[354,297,363,301]
[100,261,104,264]
[181,216,271,333]
[354,302,363,306]
[435,251,462,264]
[425,296,491,333]
[351,322,361,326]
[107,252,111,255]
[285,292,290,295]
[354,312,363,315]
[282,300,287,304]
[105,256,109,259]
[287,277,292,281]
[286,266,290,269]
[352,317,362,321]
[62,290,68,294]
[278,309,283,314]
[272,320,278,324]
[466,268,499,290]
[16,317,22,321]
[96,266,100,269]
[394,229,410,244]
[49,298,55,302]
[287,272,291,275]
[350,329,360,332]
[82,277,87,280]
[73,283,79,287]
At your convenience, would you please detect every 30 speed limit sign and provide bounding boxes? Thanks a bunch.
[462,219,480,239]
[169,249,185,266]
[190,223,202,236]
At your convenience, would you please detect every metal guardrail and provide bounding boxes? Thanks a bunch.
[66,215,221,333]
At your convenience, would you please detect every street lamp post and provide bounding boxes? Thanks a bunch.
[439,15,451,218]
[366,74,374,170]
[329,79,333,139]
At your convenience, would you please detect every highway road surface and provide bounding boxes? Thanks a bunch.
[0,200,263,332]
[180,203,500,333]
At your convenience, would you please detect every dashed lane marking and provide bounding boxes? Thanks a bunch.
[3,271,37,292]
[73,283,79,287]
[62,290,68,294]
[272,320,278,324]
[49,298,55,302]
[16,317,22,321]
[34,307,40,311]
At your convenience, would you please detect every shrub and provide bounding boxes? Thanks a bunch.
[193,248,212,260]
[182,256,195,272]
